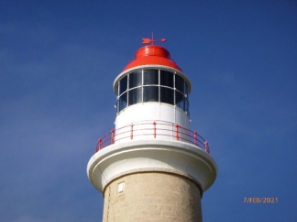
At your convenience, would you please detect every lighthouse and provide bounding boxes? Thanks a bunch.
[87,36,217,222]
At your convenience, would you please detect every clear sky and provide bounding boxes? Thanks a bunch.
[0,0,296,221]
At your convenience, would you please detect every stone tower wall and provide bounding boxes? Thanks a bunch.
[102,172,202,222]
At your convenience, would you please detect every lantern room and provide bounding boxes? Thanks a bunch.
[113,45,192,129]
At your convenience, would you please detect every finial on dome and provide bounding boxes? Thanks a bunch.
[142,32,166,45]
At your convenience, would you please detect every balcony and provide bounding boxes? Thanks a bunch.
[94,121,210,154]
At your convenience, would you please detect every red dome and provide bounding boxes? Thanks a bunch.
[123,45,182,71]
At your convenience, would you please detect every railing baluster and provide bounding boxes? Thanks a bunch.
[99,139,102,149]
[130,124,134,140]
[194,131,197,146]
[111,130,115,144]
[95,139,102,153]
[153,121,156,138]
[204,141,210,153]
[176,124,179,140]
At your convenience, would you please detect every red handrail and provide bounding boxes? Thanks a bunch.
[94,121,210,154]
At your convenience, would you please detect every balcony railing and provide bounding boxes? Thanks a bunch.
[94,121,210,154]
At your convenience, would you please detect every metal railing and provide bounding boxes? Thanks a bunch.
[94,121,210,154]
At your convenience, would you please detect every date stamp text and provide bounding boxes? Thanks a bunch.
[244,197,278,204]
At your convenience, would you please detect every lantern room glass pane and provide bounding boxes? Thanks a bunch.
[176,91,184,108]
[129,71,142,88]
[177,100,185,111]
[119,76,127,94]
[144,69,158,85]
[143,86,159,102]
[128,87,142,105]
[118,92,127,112]
[160,71,173,87]
[175,75,184,93]
[115,83,119,96]
[185,83,189,96]
[160,87,174,105]
[185,99,190,116]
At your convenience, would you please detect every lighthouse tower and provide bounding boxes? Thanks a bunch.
[87,37,217,222]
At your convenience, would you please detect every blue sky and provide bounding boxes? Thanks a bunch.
[0,0,296,221]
